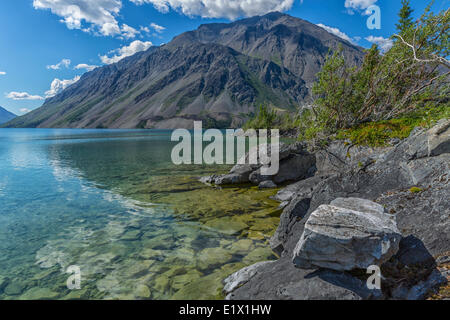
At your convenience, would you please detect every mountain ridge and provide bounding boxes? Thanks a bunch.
[0,106,16,124]
[3,12,364,129]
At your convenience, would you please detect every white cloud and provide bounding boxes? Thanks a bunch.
[100,40,153,64]
[45,76,81,98]
[345,0,378,10]
[365,36,393,53]
[150,22,166,33]
[33,0,123,36]
[317,24,352,43]
[74,64,98,71]
[130,0,295,20]
[121,24,140,39]
[20,108,32,114]
[0,71,6,75]
[6,92,44,100]
[47,58,71,70]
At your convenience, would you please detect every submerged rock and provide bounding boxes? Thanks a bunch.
[19,287,59,300]
[171,272,224,300]
[0,276,8,293]
[197,247,233,270]
[4,282,25,296]
[135,284,151,299]
[205,217,248,235]
[229,239,254,255]
[293,198,402,271]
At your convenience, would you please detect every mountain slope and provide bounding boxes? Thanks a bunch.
[4,12,364,129]
[172,12,363,87]
[0,106,16,124]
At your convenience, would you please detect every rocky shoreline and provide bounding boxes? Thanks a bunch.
[202,119,450,300]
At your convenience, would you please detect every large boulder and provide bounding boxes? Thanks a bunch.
[427,119,450,157]
[249,153,316,185]
[223,261,275,295]
[270,196,312,256]
[384,119,450,162]
[314,141,391,175]
[293,198,402,271]
[272,175,330,203]
[377,158,450,257]
[200,142,316,186]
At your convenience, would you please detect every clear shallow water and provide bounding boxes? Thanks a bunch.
[0,129,280,300]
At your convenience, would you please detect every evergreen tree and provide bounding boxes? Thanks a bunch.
[396,0,414,34]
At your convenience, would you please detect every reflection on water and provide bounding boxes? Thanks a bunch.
[0,129,280,300]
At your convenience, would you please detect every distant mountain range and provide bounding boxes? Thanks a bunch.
[3,12,364,129]
[0,106,16,124]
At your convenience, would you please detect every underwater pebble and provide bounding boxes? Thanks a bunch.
[19,287,59,300]
[4,282,25,296]
[197,248,233,270]
[135,284,151,299]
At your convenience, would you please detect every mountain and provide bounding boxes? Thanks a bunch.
[4,12,364,129]
[0,106,16,124]
[172,12,362,86]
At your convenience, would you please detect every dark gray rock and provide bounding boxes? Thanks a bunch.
[201,142,316,186]
[248,170,272,184]
[314,141,391,175]
[273,175,329,202]
[391,269,447,300]
[377,157,450,257]
[228,258,383,300]
[249,153,316,185]
[427,119,450,156]
[270,196,311,256]
[383,120,450,163]
[393,235,436,268]
[226,121,450,300]
[223,261,275,295]
[229,163,259,177]
[274,154,316,184]
[215,173,250,185]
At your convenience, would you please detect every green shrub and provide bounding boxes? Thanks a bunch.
[410,187,423,193]
[300,1,449,144]
[335,102,449,146]
[244,104,302,131]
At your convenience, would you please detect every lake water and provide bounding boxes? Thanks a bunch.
[0,129,281,300]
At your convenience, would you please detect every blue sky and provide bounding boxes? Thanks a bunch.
[0,0,448,115]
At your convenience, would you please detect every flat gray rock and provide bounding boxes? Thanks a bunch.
[223,261,274,295]
[228,258,382,300]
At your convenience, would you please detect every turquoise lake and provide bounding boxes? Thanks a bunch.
[0,129,280,300]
